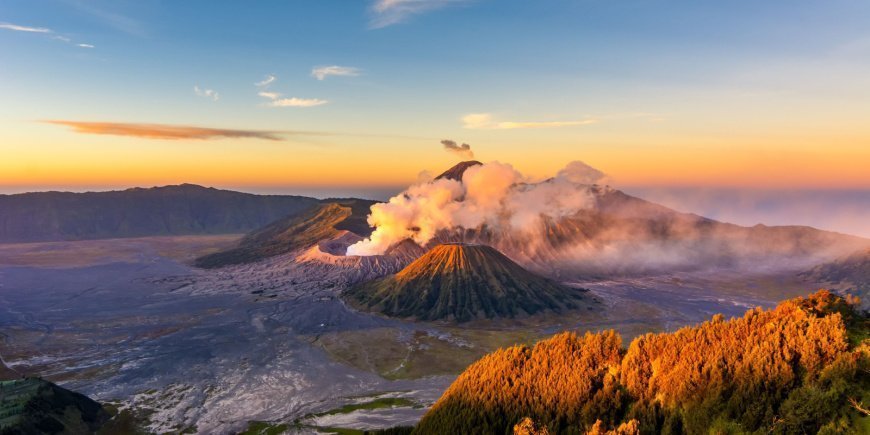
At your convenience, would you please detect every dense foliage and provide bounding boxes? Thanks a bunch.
[414,290,869,434]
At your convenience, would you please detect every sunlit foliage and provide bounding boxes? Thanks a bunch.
[414,290,869,434]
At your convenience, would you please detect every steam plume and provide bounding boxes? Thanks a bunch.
[441,139,474,158]
[346,161,606,255]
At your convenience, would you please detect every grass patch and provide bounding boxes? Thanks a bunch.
[312,398,416,417]
[239,421,290,435]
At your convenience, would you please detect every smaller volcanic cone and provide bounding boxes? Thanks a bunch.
[343,243,595,322]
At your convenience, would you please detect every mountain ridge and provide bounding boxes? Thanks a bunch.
[0,184,320,243]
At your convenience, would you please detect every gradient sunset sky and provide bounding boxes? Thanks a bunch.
[2,0,870,198]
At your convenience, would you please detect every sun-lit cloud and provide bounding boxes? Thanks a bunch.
[257,91,279,100]
[369,0,468,28]
[255,74,276,87]
[254,74,328,107]
[44,121,284,141]
[268,97,329,108]
[311,65,361,80]
[462,113,599,130]
[0,22,51,33]
[194,85,219,101]
[441,139,474,158]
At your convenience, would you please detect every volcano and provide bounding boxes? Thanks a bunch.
[343,243,595,322]
[195,199,375,268]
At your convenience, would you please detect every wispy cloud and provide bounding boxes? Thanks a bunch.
[311,65,361,80]
[441,139,474,158]
[44,120,284,141]
[462,113,599,130]
[194,85,219,101]
[255,74,276,87]
[268,97,329,108]
[255,74,328,108]
[369,0,468,28]
[2,22,96,49]
[256,91,278,100]
[0,22,52,33]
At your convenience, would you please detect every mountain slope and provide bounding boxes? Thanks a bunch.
[414,291,868,434]
[343,243,595,322]
[0,184,319,243]
[195,200,376,268]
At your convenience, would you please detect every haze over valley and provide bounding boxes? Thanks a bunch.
[2,1,869,434]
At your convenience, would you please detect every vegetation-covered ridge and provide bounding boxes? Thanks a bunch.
[414,290,869,434]
[344,243,596,322]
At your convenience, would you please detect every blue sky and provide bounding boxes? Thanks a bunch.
[2,0,869,199]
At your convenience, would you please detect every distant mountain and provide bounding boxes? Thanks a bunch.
[0,184,319,243]
[420,162,869,277]
[194,199,376,268]
[343,243,596,322]
[0,378,109,434]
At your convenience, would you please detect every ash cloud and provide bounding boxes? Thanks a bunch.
[344,159,866,277]
[346,160,606,256]
[441,139,474,159]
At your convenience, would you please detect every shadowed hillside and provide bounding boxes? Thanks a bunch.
[195,200,376,268]
[344,243,596,322]
[0,378,109,434]
[802,249,870,308]
[0,184,319,243]
[414,291,869,434]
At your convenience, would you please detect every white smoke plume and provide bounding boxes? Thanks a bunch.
[346,161,606,256]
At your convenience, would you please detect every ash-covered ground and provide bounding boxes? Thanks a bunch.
[0,236,830,433]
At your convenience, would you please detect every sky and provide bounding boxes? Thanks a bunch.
[1,1,869,234]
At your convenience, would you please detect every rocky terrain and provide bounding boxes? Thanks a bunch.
[194,200,375,268]
[2,162,867,433]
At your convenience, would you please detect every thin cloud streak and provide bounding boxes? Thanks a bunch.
[462,113,599,130]
[2,22,95,48]
[255,74,276,87]
[311,65,361,80]
[0,22,51,33]
[44,120,285,141]
[268,98,328,108]
[369,0,468,28]
[257,91,280,100]
[255,74,328,107]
